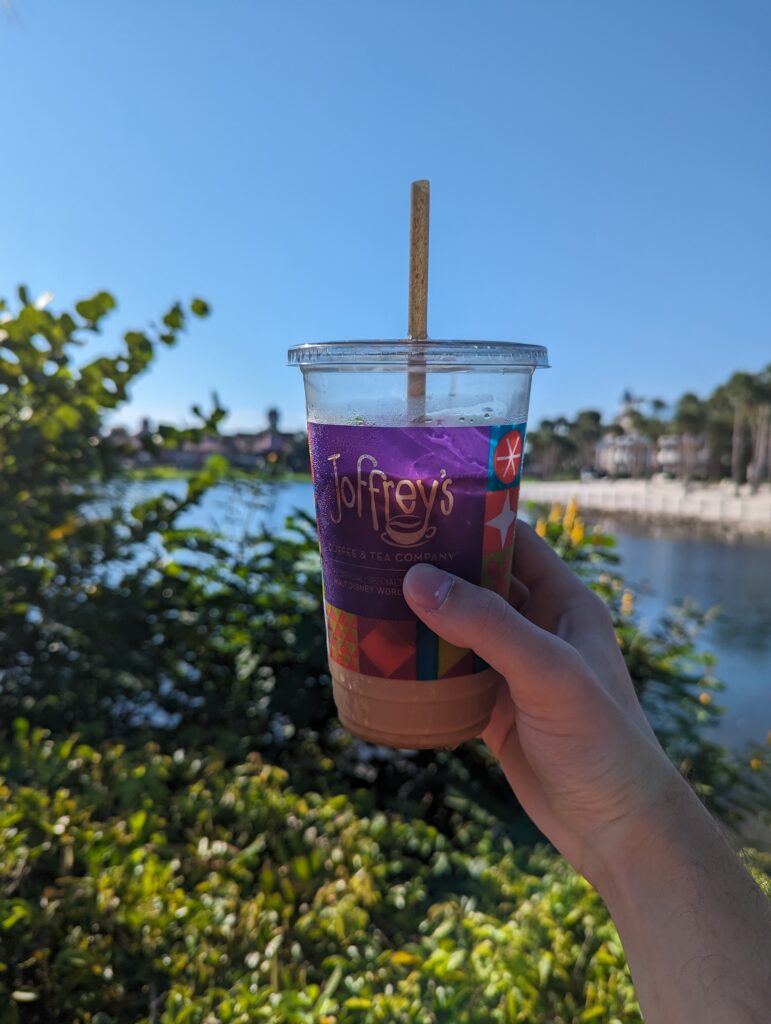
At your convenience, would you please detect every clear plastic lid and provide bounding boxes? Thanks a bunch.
[288,339,549,370]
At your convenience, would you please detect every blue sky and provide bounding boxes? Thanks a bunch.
[1,1,769,431]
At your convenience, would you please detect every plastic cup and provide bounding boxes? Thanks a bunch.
[288,339,548,749]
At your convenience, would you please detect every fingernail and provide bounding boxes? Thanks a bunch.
[403,564,455,611]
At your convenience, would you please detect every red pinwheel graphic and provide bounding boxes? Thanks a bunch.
[493,429,523,485]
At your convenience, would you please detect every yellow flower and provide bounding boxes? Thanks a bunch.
[535,518,547,538]
[570,519,585,547]
[620,589,635,617]
[749,757,763,772]
[562,497,579,531]
[49,518,79,541]
[698,692,712,706]
[391,950,420,966]
[547,502,563,524]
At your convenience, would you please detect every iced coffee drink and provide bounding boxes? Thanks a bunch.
[288,338,548,748]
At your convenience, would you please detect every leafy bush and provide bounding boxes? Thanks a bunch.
[0,289,768,1022]
[0,725,637,1022]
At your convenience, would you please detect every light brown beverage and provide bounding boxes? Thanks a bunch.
[288,338,548,748]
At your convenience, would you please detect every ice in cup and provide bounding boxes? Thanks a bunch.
[288,339,548,749]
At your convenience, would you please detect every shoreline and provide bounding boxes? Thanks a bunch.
[522,479,771,542]
[121,467,312,484]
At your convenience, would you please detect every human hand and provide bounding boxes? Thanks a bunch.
[403,521,771,1023]
[402,520,682,888]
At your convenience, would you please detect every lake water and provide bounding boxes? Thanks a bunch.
[135,478,770,750]
[593,519,771,750]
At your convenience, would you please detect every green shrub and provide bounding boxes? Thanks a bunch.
[0,728,642,1023]
[0,289,768,1022]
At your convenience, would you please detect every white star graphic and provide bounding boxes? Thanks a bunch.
[495,433,522,481]
[486,490,517,547]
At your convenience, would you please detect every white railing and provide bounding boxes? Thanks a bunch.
[521,479,771,535]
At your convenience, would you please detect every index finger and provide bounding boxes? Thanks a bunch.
[511,520,622,676]
[512,519,587,601]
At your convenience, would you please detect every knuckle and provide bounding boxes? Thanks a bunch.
[476,590,512,644]
[586,588,613,624]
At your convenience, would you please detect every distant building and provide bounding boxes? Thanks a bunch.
[107,408,310,473]
[595,433,655,478]
[655,434,708,479]
[174,434,230,469]
[228,408,295,468]
[656,435,681,476]
[226,408,309,471]
[106,423,154,465]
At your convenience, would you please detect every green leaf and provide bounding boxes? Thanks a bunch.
[315,964,343,1012]
[162,303,185,331]
[54,404,81,430]
[291,855,311,881]
[506,988,518,1018]
[129,810,147,834]
[191,297,210,317]
[2,904,30,931]
[538,951,553,988]
[12,718,29,740]
[75,291,116,323]
[580,1007,607,1021]
[125,331,153,366]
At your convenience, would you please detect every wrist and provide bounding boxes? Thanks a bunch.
[587,764,771,1023]
[589,762,709,906]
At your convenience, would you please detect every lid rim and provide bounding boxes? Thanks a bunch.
[288,339,549,368]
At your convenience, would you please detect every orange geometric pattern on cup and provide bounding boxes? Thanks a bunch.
[437,638,475,678]
[325,601,359,671]
[357,616,417,680]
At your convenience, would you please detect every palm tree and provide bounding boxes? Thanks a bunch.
[526,420,558,479]
[527,418,578,479]
[573,409,603,471]
[711,372,759,491]
[648,398,669,439]
[747,365,771,493]
[673,393,706,488]
[620,388,644,411]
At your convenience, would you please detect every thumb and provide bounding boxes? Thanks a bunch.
[403,563,584,716]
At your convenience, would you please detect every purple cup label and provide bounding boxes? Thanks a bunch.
[309,422,526,682]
